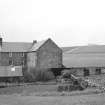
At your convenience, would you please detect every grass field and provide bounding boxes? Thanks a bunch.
[0,93,105,105]
[0,82,103,95]
[0,74,105,105]
[0,83,104,105]
[0,83,58,95]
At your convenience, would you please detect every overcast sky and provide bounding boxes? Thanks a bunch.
[0,0,105,47]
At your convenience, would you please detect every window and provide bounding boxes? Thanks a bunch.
[9,52,12,57]
[21,52,24,57]
[21,60,25,66]
[9,60,13,65]
[96,68,101,75]
[11,67,15,71]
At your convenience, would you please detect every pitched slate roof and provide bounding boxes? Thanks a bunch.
[29,39,48,52]
[0,39,49,52]
[0,42,32,52]
[63,45,105,68]
[29,38,62,52]
[0,38,61,53]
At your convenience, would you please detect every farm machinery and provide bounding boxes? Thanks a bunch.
[57,70,88,92]
[57,70,105,92]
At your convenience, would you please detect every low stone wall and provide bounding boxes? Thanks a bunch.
[73,67,105,76]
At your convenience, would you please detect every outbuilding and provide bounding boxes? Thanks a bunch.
[63,45,105,76]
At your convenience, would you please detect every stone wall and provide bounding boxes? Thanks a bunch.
[27,52,37,69]
[37,39,62,69]
[0,52,26,66]
[74,67,104,76]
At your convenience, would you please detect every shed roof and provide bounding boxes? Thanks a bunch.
[63,53,105,68]
[65,45,105,54]
[63,45,105,68]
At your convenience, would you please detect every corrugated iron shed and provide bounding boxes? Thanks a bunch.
[63,45,105,68]
[0,66,23,77]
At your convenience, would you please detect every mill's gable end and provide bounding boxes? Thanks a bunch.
[36,38,62,69]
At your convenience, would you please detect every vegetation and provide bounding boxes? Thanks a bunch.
[0,89,105,105]
[24,68,55,82]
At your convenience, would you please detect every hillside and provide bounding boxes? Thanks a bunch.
[61,46,77,52]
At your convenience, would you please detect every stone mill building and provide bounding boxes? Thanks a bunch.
[0,37,62,80]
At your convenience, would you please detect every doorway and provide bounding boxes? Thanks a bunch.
[96,68,101,75]
[50,68,62,77]
[84,68,90,76]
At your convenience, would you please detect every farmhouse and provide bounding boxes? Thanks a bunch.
[0,37,62,80]
[63,45,105,76]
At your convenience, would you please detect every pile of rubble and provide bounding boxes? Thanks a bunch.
[85,74,105,92]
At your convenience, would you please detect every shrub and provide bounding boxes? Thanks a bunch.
[25,68,55,82]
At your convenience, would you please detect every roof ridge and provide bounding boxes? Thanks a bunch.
[29,38,49,52]
[0,42,32,52]
[3,42,32,43]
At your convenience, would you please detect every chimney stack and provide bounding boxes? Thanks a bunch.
[0,36,2,47]
[33,40,37,44]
